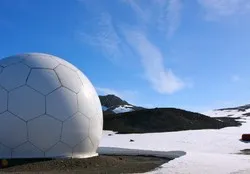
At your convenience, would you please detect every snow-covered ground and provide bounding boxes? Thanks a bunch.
[99,109,250,174]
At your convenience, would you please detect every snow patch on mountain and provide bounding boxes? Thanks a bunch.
[203,108,250,118]
[99,95,145,114]
[113,105,134,114]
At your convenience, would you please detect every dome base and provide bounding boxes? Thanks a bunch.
[0,153,99,159]
[72,152,99,159]
[50,152,99,159]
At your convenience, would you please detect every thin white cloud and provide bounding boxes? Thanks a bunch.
[78,0,186,94]
[123,0,182,38]
[157,0,182,38]
[167,0,182,37]
[122,0,149,23]
[197,0,250,20]
[79,13,122,62]
[123,29,185,94]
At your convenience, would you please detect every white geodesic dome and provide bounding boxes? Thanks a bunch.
[0,53,103,159]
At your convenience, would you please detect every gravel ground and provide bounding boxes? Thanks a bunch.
[0,155,170,174]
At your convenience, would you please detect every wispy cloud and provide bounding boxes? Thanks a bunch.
[122,0,149,23]
[123,0,182,38]
[77,0,187,94]
[79,13,122,62]
[197,0,250,20]
[157,0,182,38]
[123,29,185,94]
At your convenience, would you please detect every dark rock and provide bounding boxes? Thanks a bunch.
[243,113,250,116]
[103,108,241,134]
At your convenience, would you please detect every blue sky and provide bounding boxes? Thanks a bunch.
[1,0,250,112]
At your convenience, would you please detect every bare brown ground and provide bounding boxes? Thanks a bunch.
[0,155,170,174]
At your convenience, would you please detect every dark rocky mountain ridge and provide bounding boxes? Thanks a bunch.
[99,95,241,134]
[99,95,130,108]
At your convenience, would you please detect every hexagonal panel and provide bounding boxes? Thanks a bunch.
[45,142,72,158]
[27,69,61,95]
[0,112,27,148]
[93,93,103,120]
[76,70,92,86]
[0,87,7,113]
[0,144,11,158]
[56,57,78,71]
[9,86,45,121]
[77,70,101,119]
[78,88,97,119]
[73,138,94,158]
[89,116,103,151]
[46,87,77,121]
[27,115,62,151]
[0,63,30,91]
[77,70,99,100]
[55,65,82,93]
[61,112,89,147]
[76,70,98,98]
[0,54,28,67]
[22,53,59,69]
[12,142,44,158]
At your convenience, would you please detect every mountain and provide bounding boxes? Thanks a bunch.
[99,94,144,114]
[103,107,240,134]
[99,95,241,134]
[99,95,129,108]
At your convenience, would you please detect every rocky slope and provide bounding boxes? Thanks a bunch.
[99,95,241,134]
[103,108,240,133]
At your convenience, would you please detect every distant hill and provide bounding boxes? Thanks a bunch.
[203,103,250,118]
[216,104,250,112]
[98,95,241,134]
